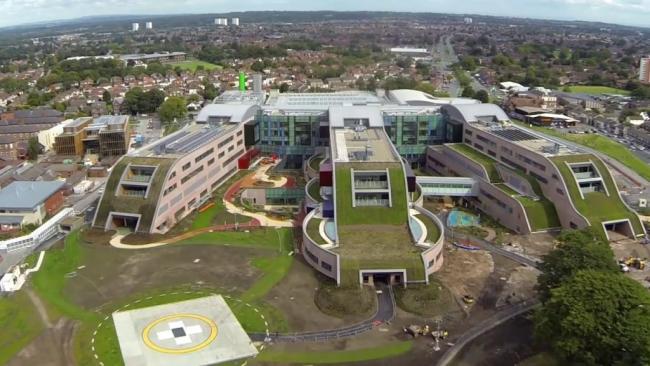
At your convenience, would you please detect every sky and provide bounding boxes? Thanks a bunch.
[0,0,648,28]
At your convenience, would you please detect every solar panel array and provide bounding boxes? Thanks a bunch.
[165,127,224,154]
[490,129,537,142]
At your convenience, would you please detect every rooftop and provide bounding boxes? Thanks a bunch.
[196,104,260,124]
[119,52,187,61]
[446,104,579,157]
[0,181,65,210]
[332,128,398,163]
[265,91,383,110]
[131,123,237,158]
[215,90,266,105]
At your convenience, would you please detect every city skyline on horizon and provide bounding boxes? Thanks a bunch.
[0,0,649,29]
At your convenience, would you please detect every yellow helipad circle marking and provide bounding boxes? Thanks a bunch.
[142,313,218,354]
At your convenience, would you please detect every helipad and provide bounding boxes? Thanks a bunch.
[112,295,258,366]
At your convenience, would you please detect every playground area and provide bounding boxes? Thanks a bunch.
[447,209,480,228]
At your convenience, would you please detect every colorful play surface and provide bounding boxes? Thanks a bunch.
[447,209,480,227]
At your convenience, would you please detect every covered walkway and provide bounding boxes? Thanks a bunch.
[416,176,478,197]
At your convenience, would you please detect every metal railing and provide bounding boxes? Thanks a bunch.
[354,180,389,189]
[355,198,389,207]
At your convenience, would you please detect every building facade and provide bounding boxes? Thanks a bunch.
[640,57,650,83]
[93,106,255,234]
[54,116,129,157]
[426,104,645,240]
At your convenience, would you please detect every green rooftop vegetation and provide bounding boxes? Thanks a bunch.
[309,154,324,172]
[495,183,519,196]
[415,214,441,244]
[493,182,560,231]
[551,154,644,237]
[307,178,323,202]
[94,156,176,232]
[335,163,408,226]
[334,162,424,285]
[306,216,327,245]
[517,196,561,231]
[449,143,502,182]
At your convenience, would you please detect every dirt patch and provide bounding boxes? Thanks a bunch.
[8,318,76,366]
[265,259,365,331]
[495,266,541,307]
[502,232,559,260]
[63,243,265,310]
[120,232,168,245]
[434,244,494,305]
[611,238,650,287]
[80,228,115,246]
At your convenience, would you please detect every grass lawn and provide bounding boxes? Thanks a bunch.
[256,341,413,364]
[191,170,251,230]
[26,228,293,366]
[415,214,441,243]
[170,59,222,72]
[563,85,630,96]
[314,281,376,318]
[514,121,650,182]
[0,291,44,365]
[394,281,456,316]
[551,154,644,237]
[449,143,502,182]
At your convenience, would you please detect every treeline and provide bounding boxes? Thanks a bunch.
[533,228,650,365]
[198,43,288,65]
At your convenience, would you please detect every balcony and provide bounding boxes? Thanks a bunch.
[354,179,389,190]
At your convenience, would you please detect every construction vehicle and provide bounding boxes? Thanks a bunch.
[462,295,475,304]
[621,257,646,270]
[404,324,431,338]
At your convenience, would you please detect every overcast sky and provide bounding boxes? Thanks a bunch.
[0,0,648,28]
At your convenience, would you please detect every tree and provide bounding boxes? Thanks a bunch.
[202,81,218,101]
[251,60,265,72]
[537,228,618,302]
[27,92,43,107]
[279,83,289,93]
[414,82,437,95]
[396,57,412,69]
[461,86,476,98]
[102,90,112,104]
[535,270,650,366]
[159,97,187,124]
[27,137,40,161]
[474,89,489,103]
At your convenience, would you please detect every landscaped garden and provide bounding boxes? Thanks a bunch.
[6,225,295,366]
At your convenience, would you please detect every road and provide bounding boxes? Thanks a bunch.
[436,300,540,366]
[249,282,395,343]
